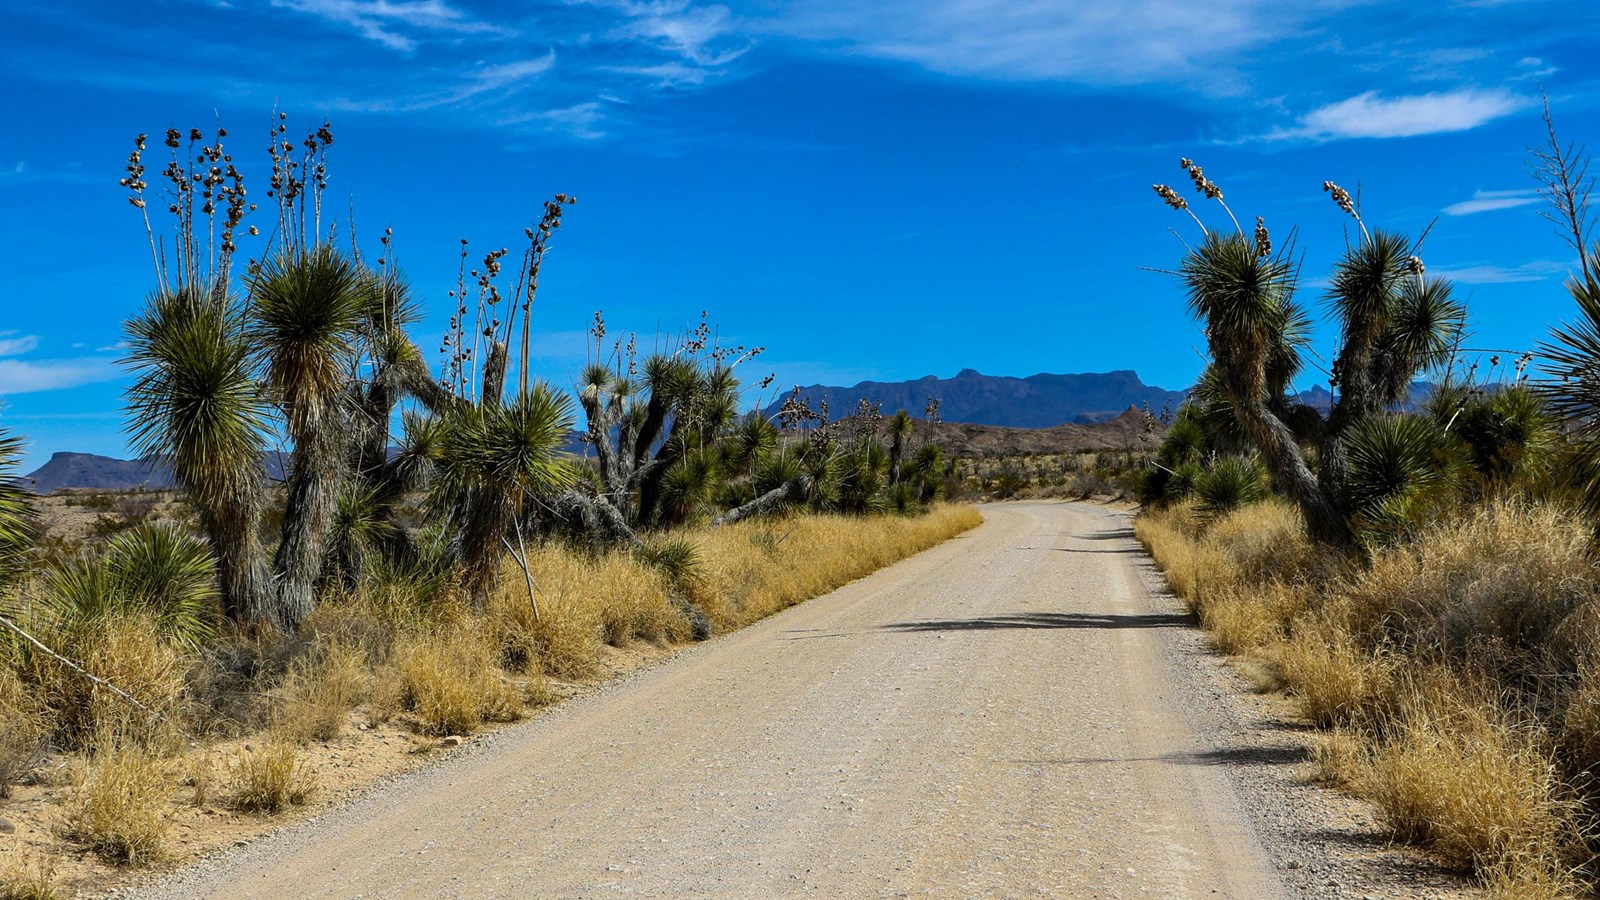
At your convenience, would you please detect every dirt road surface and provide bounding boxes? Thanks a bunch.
[137,502,1291,898]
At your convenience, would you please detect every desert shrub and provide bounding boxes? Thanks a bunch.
[1275,617,1397,729]
[1357,672,1580,894]
[396,622,521,735]
[1335,500,1596,678]
[0,845,60,896]
[27,616,185,749]
[227,740,316,813]
[1200,581,1313,655]
[275,641,368,742]
[68,743,170,864]
[0,666,50,797]
[0,851,62,900]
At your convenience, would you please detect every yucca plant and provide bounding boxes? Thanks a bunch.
[1155,161,1465,545]
[103,524,219,647]
[1342,415,1442,517]
[124,284,269,623]
[886,410,915,485]
[0,429,36,590]
[437,385,577,603]
[249,244,368,630]
[1194,456,1266,514]
[38,524,217,648]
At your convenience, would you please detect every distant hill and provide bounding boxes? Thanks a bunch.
[764,369,1187,429]
[23,451,293,495]
[915,406,1161,457]
[22,453,177,494]
[1293,382,1434,413]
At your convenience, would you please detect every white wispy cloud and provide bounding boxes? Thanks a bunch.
[1433,260,1566,284]
[0,358,120,395]
[620,1,743,65]
[271,0,504,52]
[502,101,610,140]
[330,52,557,113]
[765,0,1319,88]
[0,334,40,357]
[1275,89,1526,141]
[1444,188,1541,216]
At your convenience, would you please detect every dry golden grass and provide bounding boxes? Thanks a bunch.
[1337,501,1595,664]
[67,741,170,865]
[1357,673,1581,895]
[396,621,522,736]
[0,851,62,900]
[1306,728,1368,789]
[27,615,184,750]
[0,665,49,798]
[695,505,984,631]
[227,741,316,814]
[479,504,982,680]
[1138,496,1597,896]
[1201,581,1314,656]
[274,641,369,743]
[1135,500,1325,615]
[1274,617,1396,729]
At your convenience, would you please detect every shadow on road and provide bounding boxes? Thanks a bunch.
[1072,527,1135,541]
[880,612,1194,632]
[1025,745,1309,768]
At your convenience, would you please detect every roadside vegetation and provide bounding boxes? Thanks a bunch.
[0,115,979,896]
[1137,98,1600,897]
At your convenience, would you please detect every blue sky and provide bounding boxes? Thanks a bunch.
[1,0,1598,469]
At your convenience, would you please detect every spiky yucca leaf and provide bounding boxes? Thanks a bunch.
[1180,234,1299,403]
[1328,230,1412,339]
[660,448,719,525]
[1540,257,1600,429]
[1376,277,1466,405]
[327,481,401,583]
[1343,414,1441,515]
[124,285,268,502]
[0,429,37,588]
[635,537,703,593]
[1452,386,1550,484]
[1195,456,1266,514]
[103,524,218,647]
[1165,459,1204,503]
[247,244,365,432]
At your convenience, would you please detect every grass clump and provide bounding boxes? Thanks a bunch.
[1358,674,1580,894]
[274,640,369,742]
[0,852,62,900]
[227,741,316,814]
[67,742,170,865]
[397,621,522,736]
[0,667,50,798]
[1139,495,1599,895]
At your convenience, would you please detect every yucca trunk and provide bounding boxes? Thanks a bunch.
[198,498,267,623]
[272,427,344,629]
[1226,393,1352,547]
[456,489,513,605]
[714,475,810,526]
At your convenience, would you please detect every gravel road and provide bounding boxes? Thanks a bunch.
[134,502,1384,898]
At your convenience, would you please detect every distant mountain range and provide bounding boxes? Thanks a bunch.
[17,370,1437,493]
[21,452,291,495]
[764,369,1189,429]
